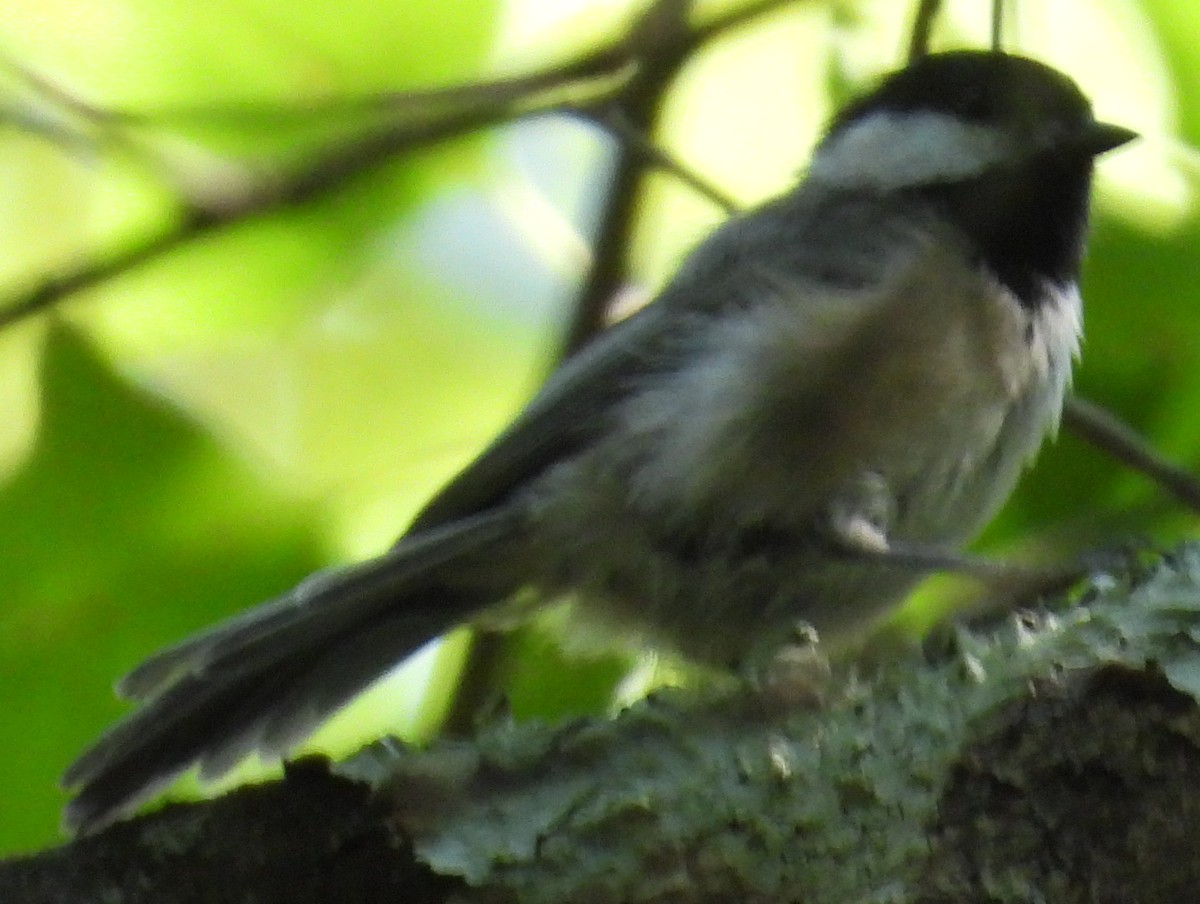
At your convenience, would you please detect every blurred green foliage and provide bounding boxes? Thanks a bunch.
[0,0,1197,855]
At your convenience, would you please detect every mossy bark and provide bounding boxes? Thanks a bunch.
[7,547,1200,903]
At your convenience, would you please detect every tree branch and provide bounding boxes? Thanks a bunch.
[0,0,799,330]
[8,545,1200,902]
[1064,395,1200,516]
[908,0,943,62]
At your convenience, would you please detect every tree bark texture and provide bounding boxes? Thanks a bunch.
[6,546,1200,903]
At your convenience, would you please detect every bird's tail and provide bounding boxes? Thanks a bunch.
[62,507,519,834]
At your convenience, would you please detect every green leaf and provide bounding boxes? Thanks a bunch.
[0,325,329,852]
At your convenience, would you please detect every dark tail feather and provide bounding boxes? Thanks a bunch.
[62,508,519,834]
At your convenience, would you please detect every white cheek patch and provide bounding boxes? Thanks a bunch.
[808,111,1013,190]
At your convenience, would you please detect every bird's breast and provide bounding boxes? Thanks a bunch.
[615,244,1080,548]
[525,248,1080,664]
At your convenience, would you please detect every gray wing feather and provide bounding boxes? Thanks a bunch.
[408,221,766,533]
[62,506,517,833]
[117,510,516,702]
[406,189,915,532]
[410,293,683,531]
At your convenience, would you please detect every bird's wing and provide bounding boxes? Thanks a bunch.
[407,192,924,535]
[407,262,731,533]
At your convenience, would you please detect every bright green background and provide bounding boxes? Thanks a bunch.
[0,0,1198,853]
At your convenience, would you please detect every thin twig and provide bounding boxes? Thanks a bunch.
[560,0,705,354]
[0,101,575,329]
[3,0,796,132]
[554,0,808,351]
[991,0,1004,52]
[591,107,740,214]
[1063,396,1200,516]
[0,46,626,129]
[908,0,943,62]
[691,0,801,44]
[0,0,800,331]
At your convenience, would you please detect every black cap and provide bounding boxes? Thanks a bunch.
[827,51,1135,157]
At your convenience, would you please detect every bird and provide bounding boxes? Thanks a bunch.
[61,49,1136,833]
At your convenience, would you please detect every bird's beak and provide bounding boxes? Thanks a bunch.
[1086,121,1139,156]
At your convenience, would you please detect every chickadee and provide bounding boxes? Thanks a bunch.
[62,50,1135,832]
